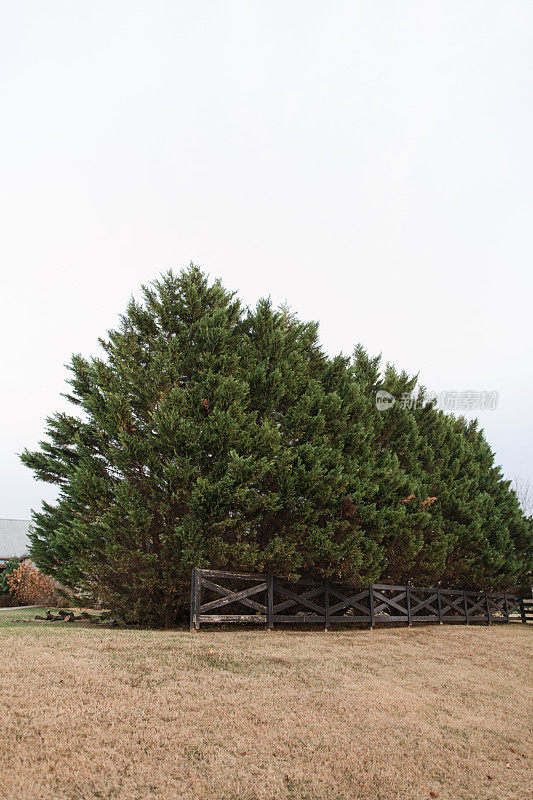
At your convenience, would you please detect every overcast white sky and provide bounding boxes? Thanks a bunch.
[1,1,532,520]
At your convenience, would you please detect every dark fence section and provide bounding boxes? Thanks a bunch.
[190,568,531,631]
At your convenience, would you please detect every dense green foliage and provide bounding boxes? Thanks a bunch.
[351,350,532,590]
[0,557,21,594]
[21,267,532,625]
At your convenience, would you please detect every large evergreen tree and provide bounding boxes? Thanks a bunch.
[22,267,378,625]
[351,347,532,590]
[22,267,532,625]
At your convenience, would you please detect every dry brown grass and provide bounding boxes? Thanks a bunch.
[0,610,531,800]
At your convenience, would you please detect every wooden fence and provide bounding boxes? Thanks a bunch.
[190,568,532,631]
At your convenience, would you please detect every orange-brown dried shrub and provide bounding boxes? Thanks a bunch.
[7,561,58,606]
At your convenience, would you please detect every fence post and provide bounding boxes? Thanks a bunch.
[406,585,412,627]
[190,568,201,632]
[189,568,195,631]
[520,599,527,624]
[324,580,330,632]
[485,590,491,626]
[463,591,469,625]
[437,588,443,624]
[195,569,202,631]
[266,574,274,631]
[504,593,510,624]
[369,585,375,630]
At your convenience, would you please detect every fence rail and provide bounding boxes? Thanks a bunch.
[190,568,532,631]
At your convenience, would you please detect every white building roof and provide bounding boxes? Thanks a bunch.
[0,519,32,562]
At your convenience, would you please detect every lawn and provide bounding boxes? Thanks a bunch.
[0,608,531,800]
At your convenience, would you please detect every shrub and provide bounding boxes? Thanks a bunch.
[7,561,58,606]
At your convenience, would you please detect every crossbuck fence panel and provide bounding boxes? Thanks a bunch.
[190,568,532,631]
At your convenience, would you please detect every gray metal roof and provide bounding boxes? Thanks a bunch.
[0,519,32,561]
